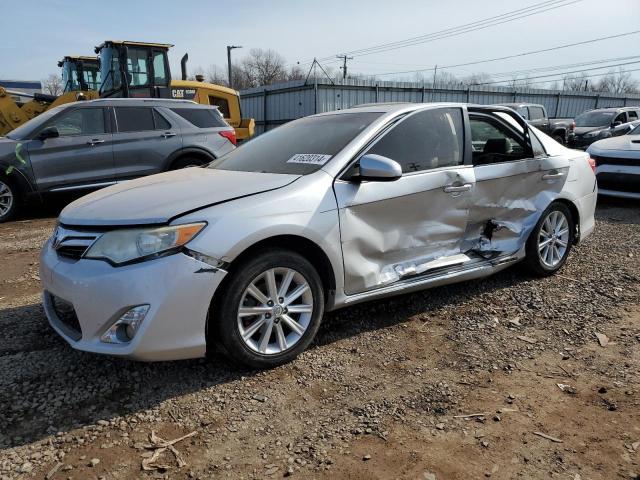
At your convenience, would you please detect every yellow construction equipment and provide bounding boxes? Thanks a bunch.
[95,40,254,141]
[0,56,100,136]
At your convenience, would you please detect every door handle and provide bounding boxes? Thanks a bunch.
[161,132,176,138]
[86,139,105,146]
[542,172,564,180]
[443,183,473,193]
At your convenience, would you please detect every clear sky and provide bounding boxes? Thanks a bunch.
[2,0,639,87]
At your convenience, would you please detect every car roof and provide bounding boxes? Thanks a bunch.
[496,102,544,109]
[583,107,640,113]
[68,98,217,109]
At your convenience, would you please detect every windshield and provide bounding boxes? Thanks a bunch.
[575,111,615,127]
[6,105,68,140]
[61,61,79,92]
[210,112,382,175]
[99,47,122,94]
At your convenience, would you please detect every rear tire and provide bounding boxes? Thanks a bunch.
[524,202,574,276]
[170,157,206,170]
[0,176,18,223]
[210,249,325,369]
[552,134,565,145]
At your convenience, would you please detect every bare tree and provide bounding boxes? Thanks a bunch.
[205,65,229,86]
[42,74,63,96]
[239,48,288,87]
[461,72,493,86]
[596,68,639,94]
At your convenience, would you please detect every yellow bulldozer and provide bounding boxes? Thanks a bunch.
[95,40,254,141]
[0,56,100,135]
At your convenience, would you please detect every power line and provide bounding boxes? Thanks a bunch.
[510,67,640,87]
[296,0,580,66]
[368,30,640,77]
[471,60,640,85]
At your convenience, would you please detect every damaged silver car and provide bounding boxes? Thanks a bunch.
[40,103,597,368]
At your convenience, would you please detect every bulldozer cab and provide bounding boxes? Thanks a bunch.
[96,41,172,98]
[58,56,101,93]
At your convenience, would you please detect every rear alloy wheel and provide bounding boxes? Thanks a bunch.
[0,178,17,223]
[525,203,574,276]
[212,249,324,368]
[170,157,206,170]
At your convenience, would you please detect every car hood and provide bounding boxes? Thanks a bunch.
[588,135,640,155]
[60,168,301,227]
[574,126,606,136]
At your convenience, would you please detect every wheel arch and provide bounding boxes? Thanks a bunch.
[165,147,216,170]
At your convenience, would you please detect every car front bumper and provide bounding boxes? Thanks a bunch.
[40,240,227,361]
[595,164,640,200]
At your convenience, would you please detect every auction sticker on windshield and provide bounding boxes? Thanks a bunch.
[287,154,332,165]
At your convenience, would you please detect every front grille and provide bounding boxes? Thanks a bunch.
[597,172,640,194]
[52,226,99,260]
[50,294,82,341]
[593,155,639,167]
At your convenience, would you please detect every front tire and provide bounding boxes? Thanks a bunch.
[211,249,325,369]
[524,202,574,276]
[0,177,18,223]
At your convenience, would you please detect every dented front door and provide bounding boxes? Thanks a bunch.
[334,107,475,295]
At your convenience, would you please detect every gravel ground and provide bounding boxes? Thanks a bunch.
[0,197,639,479]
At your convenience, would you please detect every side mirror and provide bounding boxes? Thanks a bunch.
[612,121,622,128]
[38,126,59,140]
[354,154,402,182]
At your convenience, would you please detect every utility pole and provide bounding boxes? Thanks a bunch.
[227,45,242,88]
[336,54,353,80]
[430,65,438,102]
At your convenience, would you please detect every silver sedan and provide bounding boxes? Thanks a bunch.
[40,103,597,368]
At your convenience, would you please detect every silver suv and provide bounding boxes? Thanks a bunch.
[0,98,236,222]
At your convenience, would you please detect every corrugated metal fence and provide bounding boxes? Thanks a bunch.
[240,78,640,135]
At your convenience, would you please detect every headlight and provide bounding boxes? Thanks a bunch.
[584,130,602,138]
[85,222,206,265]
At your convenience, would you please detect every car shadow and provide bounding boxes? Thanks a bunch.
[0,264,529,451]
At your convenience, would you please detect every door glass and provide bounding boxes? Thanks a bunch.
[126,48,149,87]
[115,107,155,132]
[47,108,105,136]
[628,110,638,120]
[367,108,464,173]
[153,109,171,130]
[516,107,529,120]
[613,112,626,124]
[152,51,169,86]
[470,116,527,165]
[529,107,545,120]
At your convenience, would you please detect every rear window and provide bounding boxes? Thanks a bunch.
[172,108,228,128]
[211,112,382,175]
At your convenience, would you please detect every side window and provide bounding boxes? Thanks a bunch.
[366,108,464,174]
[628,110,638,121]
[115,107,155,132]
[470,115,528,165]
[152,51,169,86]
[47,108,105,136]
[614,112,627,124]
[516,107,529,120]
[209,96,231,118]
[529,107,545,120]
[153,109,171,130]
[126,48,149,87]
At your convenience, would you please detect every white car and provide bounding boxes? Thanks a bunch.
[588,123,640,199]
[40,103,597,368]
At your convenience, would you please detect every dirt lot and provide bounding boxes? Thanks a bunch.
[1,198,639,480]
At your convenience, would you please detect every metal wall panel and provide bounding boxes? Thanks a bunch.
[240,78,640,135]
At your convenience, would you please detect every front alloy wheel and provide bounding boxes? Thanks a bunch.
[237,267,314,355]
[212,249,324,368]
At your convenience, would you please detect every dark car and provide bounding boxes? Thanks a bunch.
[496,103,574,144]
[0,98,236,222]
[569,106,640,150]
